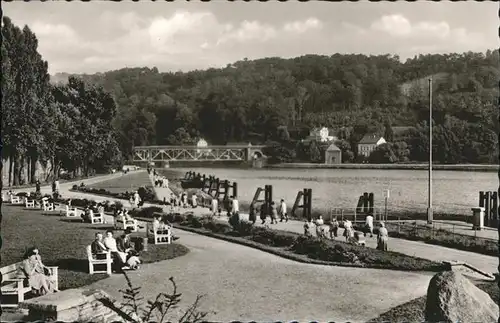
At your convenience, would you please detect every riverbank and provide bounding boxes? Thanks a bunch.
[267,163,500,172]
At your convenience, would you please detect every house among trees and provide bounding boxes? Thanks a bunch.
[306,127,337,142]
[325,143,342,164]
[358,135,387,157]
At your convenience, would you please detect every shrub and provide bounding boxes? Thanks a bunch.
[131,206,163,219]
[138,186,156,202]
[251,227,298,247]
[72,184,78,190]
[174,213,186,223]
[164,213,176,223]
[191,217,203,228]
[185,213,195,223]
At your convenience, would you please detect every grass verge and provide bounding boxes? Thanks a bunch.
[367,281,498,322]
[1,205,189,292]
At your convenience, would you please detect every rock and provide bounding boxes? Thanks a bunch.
[425,271,499,323]
[20,288,127,322]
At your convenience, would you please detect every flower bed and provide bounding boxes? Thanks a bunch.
[157,213,446,272]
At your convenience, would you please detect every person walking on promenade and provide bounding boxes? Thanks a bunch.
[329,217,339,238]
[377,222,389,251]
[270,201,278,224]
[231,198,239,217]
[260,203,267,224]
[249,204,257,224]
[35,179,41,195]
[343,219,354,242]
[315,215,324,237]
[303,220,313,237]
[212,197,219,217]
[182,192,188,208]
[365,213,374,238]
[279,199,288,222]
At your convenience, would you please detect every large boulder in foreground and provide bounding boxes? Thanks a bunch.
[425,271,499,323]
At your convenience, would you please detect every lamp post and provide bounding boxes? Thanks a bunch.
[427,77,433,224]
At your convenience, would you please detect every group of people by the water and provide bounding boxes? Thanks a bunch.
[129,190,142,208]
[302,214,388,249]
[149,168,169,188]
[169,191,198,210]
[246,199,288,225]
[91,229,142,272]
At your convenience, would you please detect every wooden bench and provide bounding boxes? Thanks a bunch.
[1,262,59,308]
[25,198,36,208]
[10,195,22,205]
[147,222,172,245]
[86,245,112,275]
[42,198,55,211]
[89,210,104,225]
[114,215,138,232]
[65,205,80,219]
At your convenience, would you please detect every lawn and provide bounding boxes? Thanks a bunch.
[367,280,498,322]
[1,204,189,294]
[87,171,153,193]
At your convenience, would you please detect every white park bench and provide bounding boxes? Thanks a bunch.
[0,262,59,308]
[65,205,80,218]
[25,197,36,208]
[10,195,22,205]
[41,198,55,211]
[147,222,172,245]
[86,245,112,275]
[114,215,138,232]
[88,209,104,225]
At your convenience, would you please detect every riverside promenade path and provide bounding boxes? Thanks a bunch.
[149,175,498,276]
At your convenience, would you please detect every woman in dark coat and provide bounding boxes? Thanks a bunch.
[249,204,257,224]
[259,203,267,224]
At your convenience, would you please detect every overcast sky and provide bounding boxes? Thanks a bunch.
[3,1,498,74]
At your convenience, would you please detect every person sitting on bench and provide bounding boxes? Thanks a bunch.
[103,230,129,271]
[21,247,56,295]
[117,228,141,270]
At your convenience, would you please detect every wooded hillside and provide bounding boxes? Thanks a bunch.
[52,50,499,164]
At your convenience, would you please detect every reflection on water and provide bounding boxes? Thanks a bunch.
[165,167,496,215]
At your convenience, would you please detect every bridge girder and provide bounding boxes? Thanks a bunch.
[132,145,265,162]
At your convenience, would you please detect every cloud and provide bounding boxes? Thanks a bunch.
[19,8,493,74]
[283,18,323,33]
[371,14,452,40]
[371,14,412,36]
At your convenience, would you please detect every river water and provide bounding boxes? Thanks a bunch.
[163,167,498,215]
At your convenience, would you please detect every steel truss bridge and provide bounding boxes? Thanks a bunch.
[132,145,266,163]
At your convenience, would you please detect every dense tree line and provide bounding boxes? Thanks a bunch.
[56,49,498,164]
[1,17,121,185]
